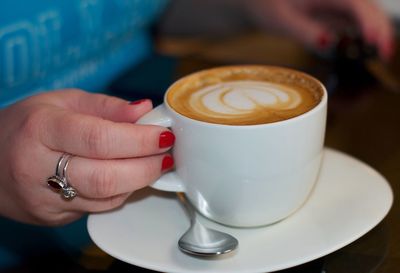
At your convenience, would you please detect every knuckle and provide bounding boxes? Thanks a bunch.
[8,146,33,188]
[106,195,127,210]
[18,196,49,223]
[97,94,112,111]
[9,107,48,184]
[82,122,113,158]
[9,162,29,188]
[139,158,160,187]
[30,210,73,226]
[8,152,24,184]
[41,212,81,226]
[135,129,157,155]
[89,195,128,213]
[91,165,118,197]
[19,106,48,139]
[29,209,48,223]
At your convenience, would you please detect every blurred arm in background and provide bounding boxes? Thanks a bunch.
[158,0,395,61]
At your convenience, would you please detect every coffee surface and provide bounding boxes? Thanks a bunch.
[167,66,323,125]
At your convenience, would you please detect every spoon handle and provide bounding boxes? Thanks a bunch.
[177,192,197,223]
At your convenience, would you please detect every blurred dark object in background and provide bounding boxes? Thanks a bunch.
[107,54,178,106]
[321,26,400,96]
[328,28,377,92]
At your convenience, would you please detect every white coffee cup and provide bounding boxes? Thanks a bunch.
[138,66,327,227]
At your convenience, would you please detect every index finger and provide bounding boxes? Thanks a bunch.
[41,108,175,159]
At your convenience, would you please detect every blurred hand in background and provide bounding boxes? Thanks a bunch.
[245,0,395,61]
[160,0,395,61]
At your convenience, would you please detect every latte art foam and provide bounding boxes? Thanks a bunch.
[190,81,302,119]
[167,66,323,125]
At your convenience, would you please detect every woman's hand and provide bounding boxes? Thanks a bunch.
[0,89,174,226]
[245,0,395,61]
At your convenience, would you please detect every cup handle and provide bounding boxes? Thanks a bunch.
[137,104,185,192]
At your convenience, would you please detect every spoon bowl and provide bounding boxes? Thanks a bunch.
[177,193,239,256]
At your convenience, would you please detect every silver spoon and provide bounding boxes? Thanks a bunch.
[177,193,239,256]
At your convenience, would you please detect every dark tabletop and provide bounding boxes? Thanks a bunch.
[3,31,400,273]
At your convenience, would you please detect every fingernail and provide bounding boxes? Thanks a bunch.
[365,29,377,45]
[129,99,148,105]
[159,131,175,148]
[161,155,174,171]
[317,32,331,50]
[384,41,395,62]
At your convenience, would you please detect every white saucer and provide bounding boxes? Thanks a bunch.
[87,148,393,273]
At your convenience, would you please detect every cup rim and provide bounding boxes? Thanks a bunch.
[164,65,327,128]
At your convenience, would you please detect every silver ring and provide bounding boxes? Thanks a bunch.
[47,153,77,200]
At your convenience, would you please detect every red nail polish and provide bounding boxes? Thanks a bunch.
[161,155,174,171]
[129,99,147,105]
[384,41,395,61]
[159,131,175,148]
[317,33,331,50]
[365,29,377,45]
